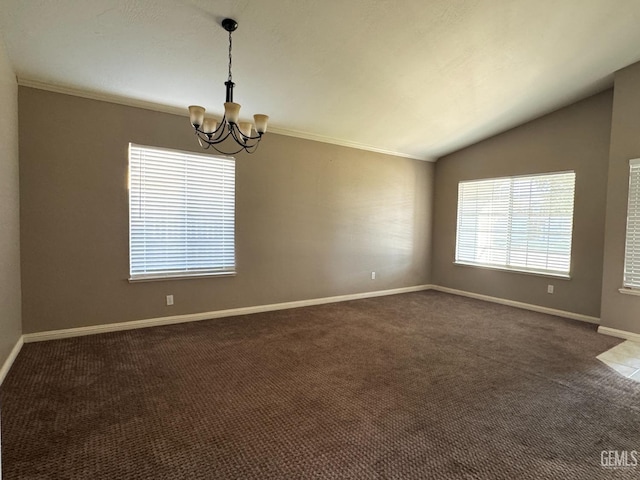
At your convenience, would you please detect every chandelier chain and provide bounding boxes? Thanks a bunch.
[228,31,233,83]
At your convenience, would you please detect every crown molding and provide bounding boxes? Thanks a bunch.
[17,78,435,162]
[264,126,435,161]
[18,78,188,117]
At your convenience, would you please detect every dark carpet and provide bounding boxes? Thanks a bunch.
[2,291,640,479]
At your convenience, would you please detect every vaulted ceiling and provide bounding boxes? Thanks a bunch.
[2,0,640,160]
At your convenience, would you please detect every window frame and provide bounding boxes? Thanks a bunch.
[128,143,236,282]
[621,158,640,293]
[454,170,576,279]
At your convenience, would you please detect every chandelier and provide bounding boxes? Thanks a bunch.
[188,18,269,155]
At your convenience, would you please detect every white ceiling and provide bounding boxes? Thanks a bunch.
[2,0,640,160]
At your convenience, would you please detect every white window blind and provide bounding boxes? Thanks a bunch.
[623,159,640,289]
[455,171,576,277]
[129,144,235,280]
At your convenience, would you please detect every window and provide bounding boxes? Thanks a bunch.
[623,159,640,289]
[129,144,235,281]
[455,171,576,277]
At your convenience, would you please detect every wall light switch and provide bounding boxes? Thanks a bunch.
[371,272,376,280]
[547,285,554,294]
[166,294,174,306]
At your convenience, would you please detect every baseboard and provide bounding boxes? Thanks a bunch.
[431,285,600,324]
[23,284,434,343]
[597,326,640,342]
[21,283,600,344]
[0,335,24,386]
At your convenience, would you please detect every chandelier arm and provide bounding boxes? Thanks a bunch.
[211,113,229,141]
[193,118,262,150]
[210,143,251,156]
[229,124,261,150]
[242,132,264,141]
[194,115,226,140]
[243,141,261,154]
[229,124,247,146]
[213,121,226,138]
[199,126,259,155]
[195,127,233,146]
[207,122,227,142]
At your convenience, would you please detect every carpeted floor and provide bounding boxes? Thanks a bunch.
[2,291,640,479]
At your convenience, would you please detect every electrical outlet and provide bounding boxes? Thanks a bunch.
[166,294,174,306]
[547,285,554,294]
[371,272,376,280]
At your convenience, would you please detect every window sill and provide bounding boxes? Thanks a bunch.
[619,287,640,297]
[129,271,236,283]
[453,261,571,280]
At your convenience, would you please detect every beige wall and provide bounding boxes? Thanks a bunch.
[0,39,22,367]
[432,91,613,318]
[18,87,433,334]
[600,62,640,334]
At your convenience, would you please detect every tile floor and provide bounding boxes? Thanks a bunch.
[597,340,640,381]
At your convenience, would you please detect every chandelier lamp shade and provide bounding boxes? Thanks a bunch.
[188,18,268,155]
